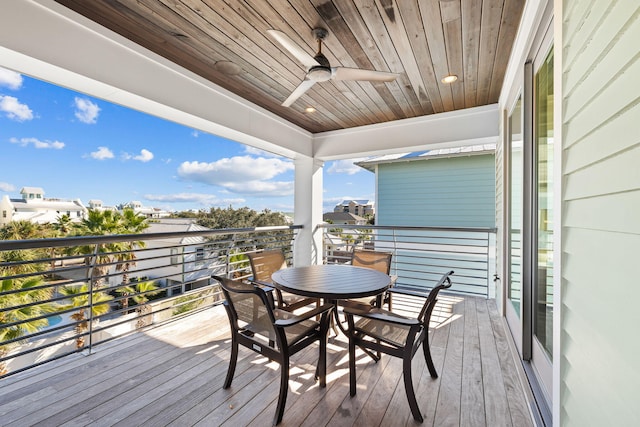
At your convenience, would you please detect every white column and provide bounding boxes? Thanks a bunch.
[293,155,324,266]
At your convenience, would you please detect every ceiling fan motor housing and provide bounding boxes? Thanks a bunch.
[307,28,332,81]
[308,52,332,81]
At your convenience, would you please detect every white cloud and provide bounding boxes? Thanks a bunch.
[0,68,23,90]
[0,96,33,121]
[144,192,245,206]
[177,156,294,196]
[135,149,154,162]
[0,182,16,192]
[10,137,64,149]
[74,97,100,124]
[123,148,154,162]
[223,180,294,196]
[89,146,114,160]
[191,130,200,137]
[327,158,368,175]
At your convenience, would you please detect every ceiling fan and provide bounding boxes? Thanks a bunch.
[267,27,399,107]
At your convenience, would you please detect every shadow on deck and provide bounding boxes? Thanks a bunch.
[0,295,535,426]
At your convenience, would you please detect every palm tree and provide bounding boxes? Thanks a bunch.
[0,277,59,375]
[111,209,149,312]
[59,283,113,349]
[69,210,123,288]
[114,209,149,286]
[53,214,73,236]
[0,220,45,240]
[131,280,160,328]
[1,221,51,275]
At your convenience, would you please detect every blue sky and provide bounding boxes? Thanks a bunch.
[0,67,374,213]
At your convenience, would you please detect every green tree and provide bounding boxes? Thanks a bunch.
[52,214,73,236]
[0,220,46,240]
[194,206,288,229]
[59,283,113,349]
[68,210,122,288]
[130,281,160,328]
[114,209,149,286]
[0,277,59,375]
[69,209,148,289]
[0,221,51,275]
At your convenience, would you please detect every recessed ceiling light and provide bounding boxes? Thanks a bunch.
[305,107,316,113]
[441,74,458,84]
[213,60,242,75]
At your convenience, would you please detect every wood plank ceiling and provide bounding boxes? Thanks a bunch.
[54,0,525,134]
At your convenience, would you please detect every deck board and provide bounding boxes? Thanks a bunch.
[0,296,536,426]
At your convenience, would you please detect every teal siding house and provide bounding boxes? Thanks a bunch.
[357,145,496,227]
[357,145,497,297]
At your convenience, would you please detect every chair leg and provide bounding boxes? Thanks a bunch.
[316,312,329,387]
[223,333,238,389]
[403,355,423,423]
[349,336,357,396]
[274,358,289,426]
[423,335,438,378]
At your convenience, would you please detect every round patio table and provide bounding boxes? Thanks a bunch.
[272,264,393,352]
[271,264,392,301]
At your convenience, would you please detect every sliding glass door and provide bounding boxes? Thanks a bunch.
[505,31,554,422]
[531,46,554,401]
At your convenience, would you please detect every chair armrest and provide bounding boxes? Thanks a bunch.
[274,303,334,327]
[343,306,420,327]
[250,279,274,288]
[387,287,429,299]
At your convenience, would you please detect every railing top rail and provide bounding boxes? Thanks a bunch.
[316,223,497,233]
[0,225,302,251]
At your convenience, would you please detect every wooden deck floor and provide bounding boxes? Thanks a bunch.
[0,295,535,427]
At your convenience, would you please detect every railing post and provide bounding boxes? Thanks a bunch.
[487,231,497,299]
[86,243,100,354]
[225,233,237,278]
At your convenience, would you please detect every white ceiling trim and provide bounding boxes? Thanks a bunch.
[312,104,500,161]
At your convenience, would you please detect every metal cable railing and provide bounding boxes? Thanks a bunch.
[318,224,497,297]
[0,225,301,378]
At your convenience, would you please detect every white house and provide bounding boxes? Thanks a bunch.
[0,187,87,226]
[128,218,223,296]
[333,199,375,217]
[121,201,171,219]
[322,212,367,226]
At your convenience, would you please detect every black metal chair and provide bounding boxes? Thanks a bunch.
[346,248,395,309]
[344,270,454,423]
[213,275,333,426]
[247,249,320,312]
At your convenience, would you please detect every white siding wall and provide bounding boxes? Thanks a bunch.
[377,155,496,227]
[561,1,640,425]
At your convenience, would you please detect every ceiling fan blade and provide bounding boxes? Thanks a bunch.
[282,79,316,107]
[332,67,399,82]
[267,30,320,69]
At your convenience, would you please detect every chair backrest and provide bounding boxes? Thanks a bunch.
[351,249,392,275]
[247,250,287,283]
[214,274,276,341]
[418,270,454,325]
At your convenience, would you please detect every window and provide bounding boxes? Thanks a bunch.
[2,210,6,218]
